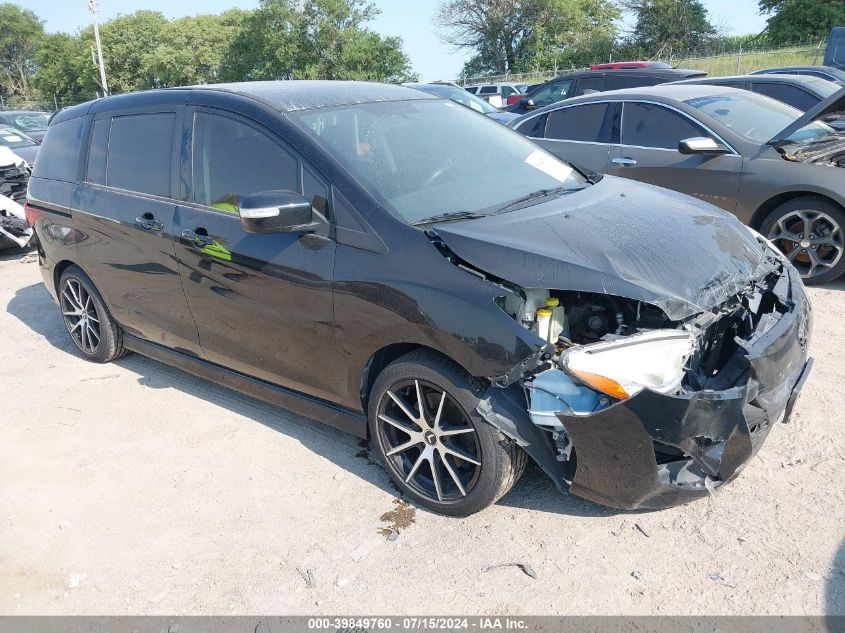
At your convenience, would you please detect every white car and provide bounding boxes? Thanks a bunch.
[465,82,529,107]
[0,145,31,249]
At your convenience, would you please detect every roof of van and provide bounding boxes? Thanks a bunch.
[50,80,436,125]
[194,80,436,111]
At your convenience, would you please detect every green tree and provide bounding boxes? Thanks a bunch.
[519,0,619,71]
[142,10,249,87]
[439,0,618,77]
[436,0,546,75]
[92,11,169,93]
[759,0,845,44]
[0,3,44,99]
[32,32,95,106]
[223,0,414,82]
[622,0,716,57]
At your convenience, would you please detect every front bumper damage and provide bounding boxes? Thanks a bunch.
[477,264,813,511]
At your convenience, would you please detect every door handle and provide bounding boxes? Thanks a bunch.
[611,157,637,167]
[181,229,215,248]
[135,215,163,231]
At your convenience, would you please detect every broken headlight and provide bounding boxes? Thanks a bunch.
[561,330,695,400]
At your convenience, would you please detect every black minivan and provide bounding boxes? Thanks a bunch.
[27,81,812,516]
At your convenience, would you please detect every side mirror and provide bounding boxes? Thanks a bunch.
[520,98,536,110]
[239,190,314,234]
[678,137,728,155]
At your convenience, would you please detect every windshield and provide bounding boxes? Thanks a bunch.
[684,91,835,144]
[410,83,498,114]
[291,99,588,225]
[0,127,36,149]
[9,112,48,132]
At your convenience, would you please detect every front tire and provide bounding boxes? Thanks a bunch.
[761,197,845,285]
[58,266,125,363]
[367,350,526,517]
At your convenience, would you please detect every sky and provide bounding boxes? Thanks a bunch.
[22,0,769,80]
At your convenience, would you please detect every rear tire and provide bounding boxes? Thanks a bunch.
[367,349,526,517]
[761,197,845,285]
[58,266,125,363]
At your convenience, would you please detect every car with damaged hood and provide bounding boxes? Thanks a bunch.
[0,146,32,250]
[28,81,812,516]
[510,84,845,285]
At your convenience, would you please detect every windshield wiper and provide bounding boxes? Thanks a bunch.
[495,186,572,213]
[412,211,487,226]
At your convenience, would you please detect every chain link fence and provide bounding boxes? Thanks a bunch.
[459,38,828,87]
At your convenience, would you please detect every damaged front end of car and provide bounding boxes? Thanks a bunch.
[427,176,813,510]
[471,242,812,511]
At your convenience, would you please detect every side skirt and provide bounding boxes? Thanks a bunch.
[123,334,368,439]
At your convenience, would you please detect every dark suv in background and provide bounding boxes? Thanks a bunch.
[503,67,707,116]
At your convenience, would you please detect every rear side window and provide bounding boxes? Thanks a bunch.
[545,103,611,143]
[609,75,661,90]
[622,102,707,149]
[31,117,85,182]
[578,76,605,94]
[106,113,175,197]
[192,112,299,212]
[751,83,819,112]
[480,86,498,94]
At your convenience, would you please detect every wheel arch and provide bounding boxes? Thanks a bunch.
[750,191,845,230]
[53,259,81,295]
[359,343,480,414]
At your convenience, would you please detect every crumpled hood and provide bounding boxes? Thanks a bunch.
[433,176,775,321]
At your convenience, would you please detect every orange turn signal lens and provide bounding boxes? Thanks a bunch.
[569,369,630,400]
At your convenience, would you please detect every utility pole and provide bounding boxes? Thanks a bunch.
[87,0,109,96]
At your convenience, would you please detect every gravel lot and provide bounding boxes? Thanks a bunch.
[1,247,843,616]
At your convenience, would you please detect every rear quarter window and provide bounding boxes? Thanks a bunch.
[31,117,85,182]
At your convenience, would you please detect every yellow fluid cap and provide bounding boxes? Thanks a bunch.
[537,308,553,317]
[545,298,560,307]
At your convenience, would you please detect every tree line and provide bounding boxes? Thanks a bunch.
[2,0,844,108]
[0,0,417,108]
[437,0,845,77]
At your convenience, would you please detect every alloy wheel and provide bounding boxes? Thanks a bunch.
[376,379,481,503]
[60,278,101,354]
[767,209,844,280]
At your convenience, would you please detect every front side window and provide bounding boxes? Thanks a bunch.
[291,99,588,225]
[545,103,611,143]
[622,102,708,149]
[480,86,498,95]
[192,112,299,213]
[530,80,573,107]
[107,113,174,197]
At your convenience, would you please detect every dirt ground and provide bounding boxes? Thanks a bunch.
[1,247,843,616]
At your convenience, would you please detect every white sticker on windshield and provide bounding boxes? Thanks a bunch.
[524,149,572,183]
[3,135,22,142]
